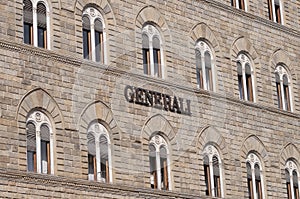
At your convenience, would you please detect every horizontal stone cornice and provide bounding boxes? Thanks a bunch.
[0,169,203,199]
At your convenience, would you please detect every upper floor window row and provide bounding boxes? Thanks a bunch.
[231,0,283,24]
[23,0,50,49]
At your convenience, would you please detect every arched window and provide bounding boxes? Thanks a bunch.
[246,153,265,199]
[195,41,215,91]
[142,24,164,78]
[87,122,112,183]
[237,53,255,102]
[26,111,54,174]
[23,0,50,49]
[203,145,223,198]
[275,65,292,111]
[231,0,246,11]
[82,7,105,63]
[268,0,283,24]
[149,134,170,190]
[285,160,299,199]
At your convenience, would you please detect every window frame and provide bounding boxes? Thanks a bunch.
[26,110,54,175]
[246,153,265,199]
[82,7,106,64]
[203,145,224,198]
[23,0,50,49]
[195,41,215,92]
[236,53,256,102]
[87,122,112,183]
[142,24,164,78]
[274,65,292,112]
[285,160,300,199]
[232,0,247,11]
[268,0,284,24]
[149,134,171,190]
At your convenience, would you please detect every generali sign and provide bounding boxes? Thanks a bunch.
[124,85,191,116]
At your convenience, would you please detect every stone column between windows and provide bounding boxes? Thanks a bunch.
[251,166,257,199]
[36,129,41,173]
[201,54,207,90]
[149,41,154,76]
[242,66,248,101]
[33,7,38,47]
[280,80,286,110]
[91,22,96,62]
[290,174,295,199]
[96,139,101,181]
[271,0,276,23]
[156,150,162,190]
[209,159,215,197]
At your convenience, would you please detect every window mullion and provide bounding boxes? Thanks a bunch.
[156,151,162,190]
[242,67,248,101]
[36,129,41,173]
[251,167,257,199]
[280,81,286,110]
[90,23,96,62]
[209,159,215,197]
[201,54,207,90]
[272,0,276,22]
[33,6,38,47]
[95,140,101,181]
[291,174,295,199]
[149,43,154,76]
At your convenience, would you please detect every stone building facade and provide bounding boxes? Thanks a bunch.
[0,0,300,198]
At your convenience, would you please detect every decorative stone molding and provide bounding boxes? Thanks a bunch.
[190,23,219,52]
[142,114,176,143]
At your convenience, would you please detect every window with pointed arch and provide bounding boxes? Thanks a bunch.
[231,0,246,11]
[26,111,54,174]
[87,122,112,183]
[246,153,265,199]
[23,0,49,49]
[149,134,170,190]
[285,160,299,199]
[268,0,283,24]
[237,53,255,102]
[142,24,164,78]
[82,7,105,63]
[195,41,215,91]
[275,65,292,111]
[203,145,223,198]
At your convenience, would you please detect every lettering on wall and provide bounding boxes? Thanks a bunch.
[124,85,191,116]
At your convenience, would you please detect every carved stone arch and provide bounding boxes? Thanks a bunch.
[16,88,64,172]
[190,23,220,52]
[280,143,300,167]
[136,6,169,33]
[17,88,64,130]
[241,135,268,164]
[270,49,294,76]
[231,37,259,65]
[78,100,120,145]
[142,114,175,144]
[197,126,227,158]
